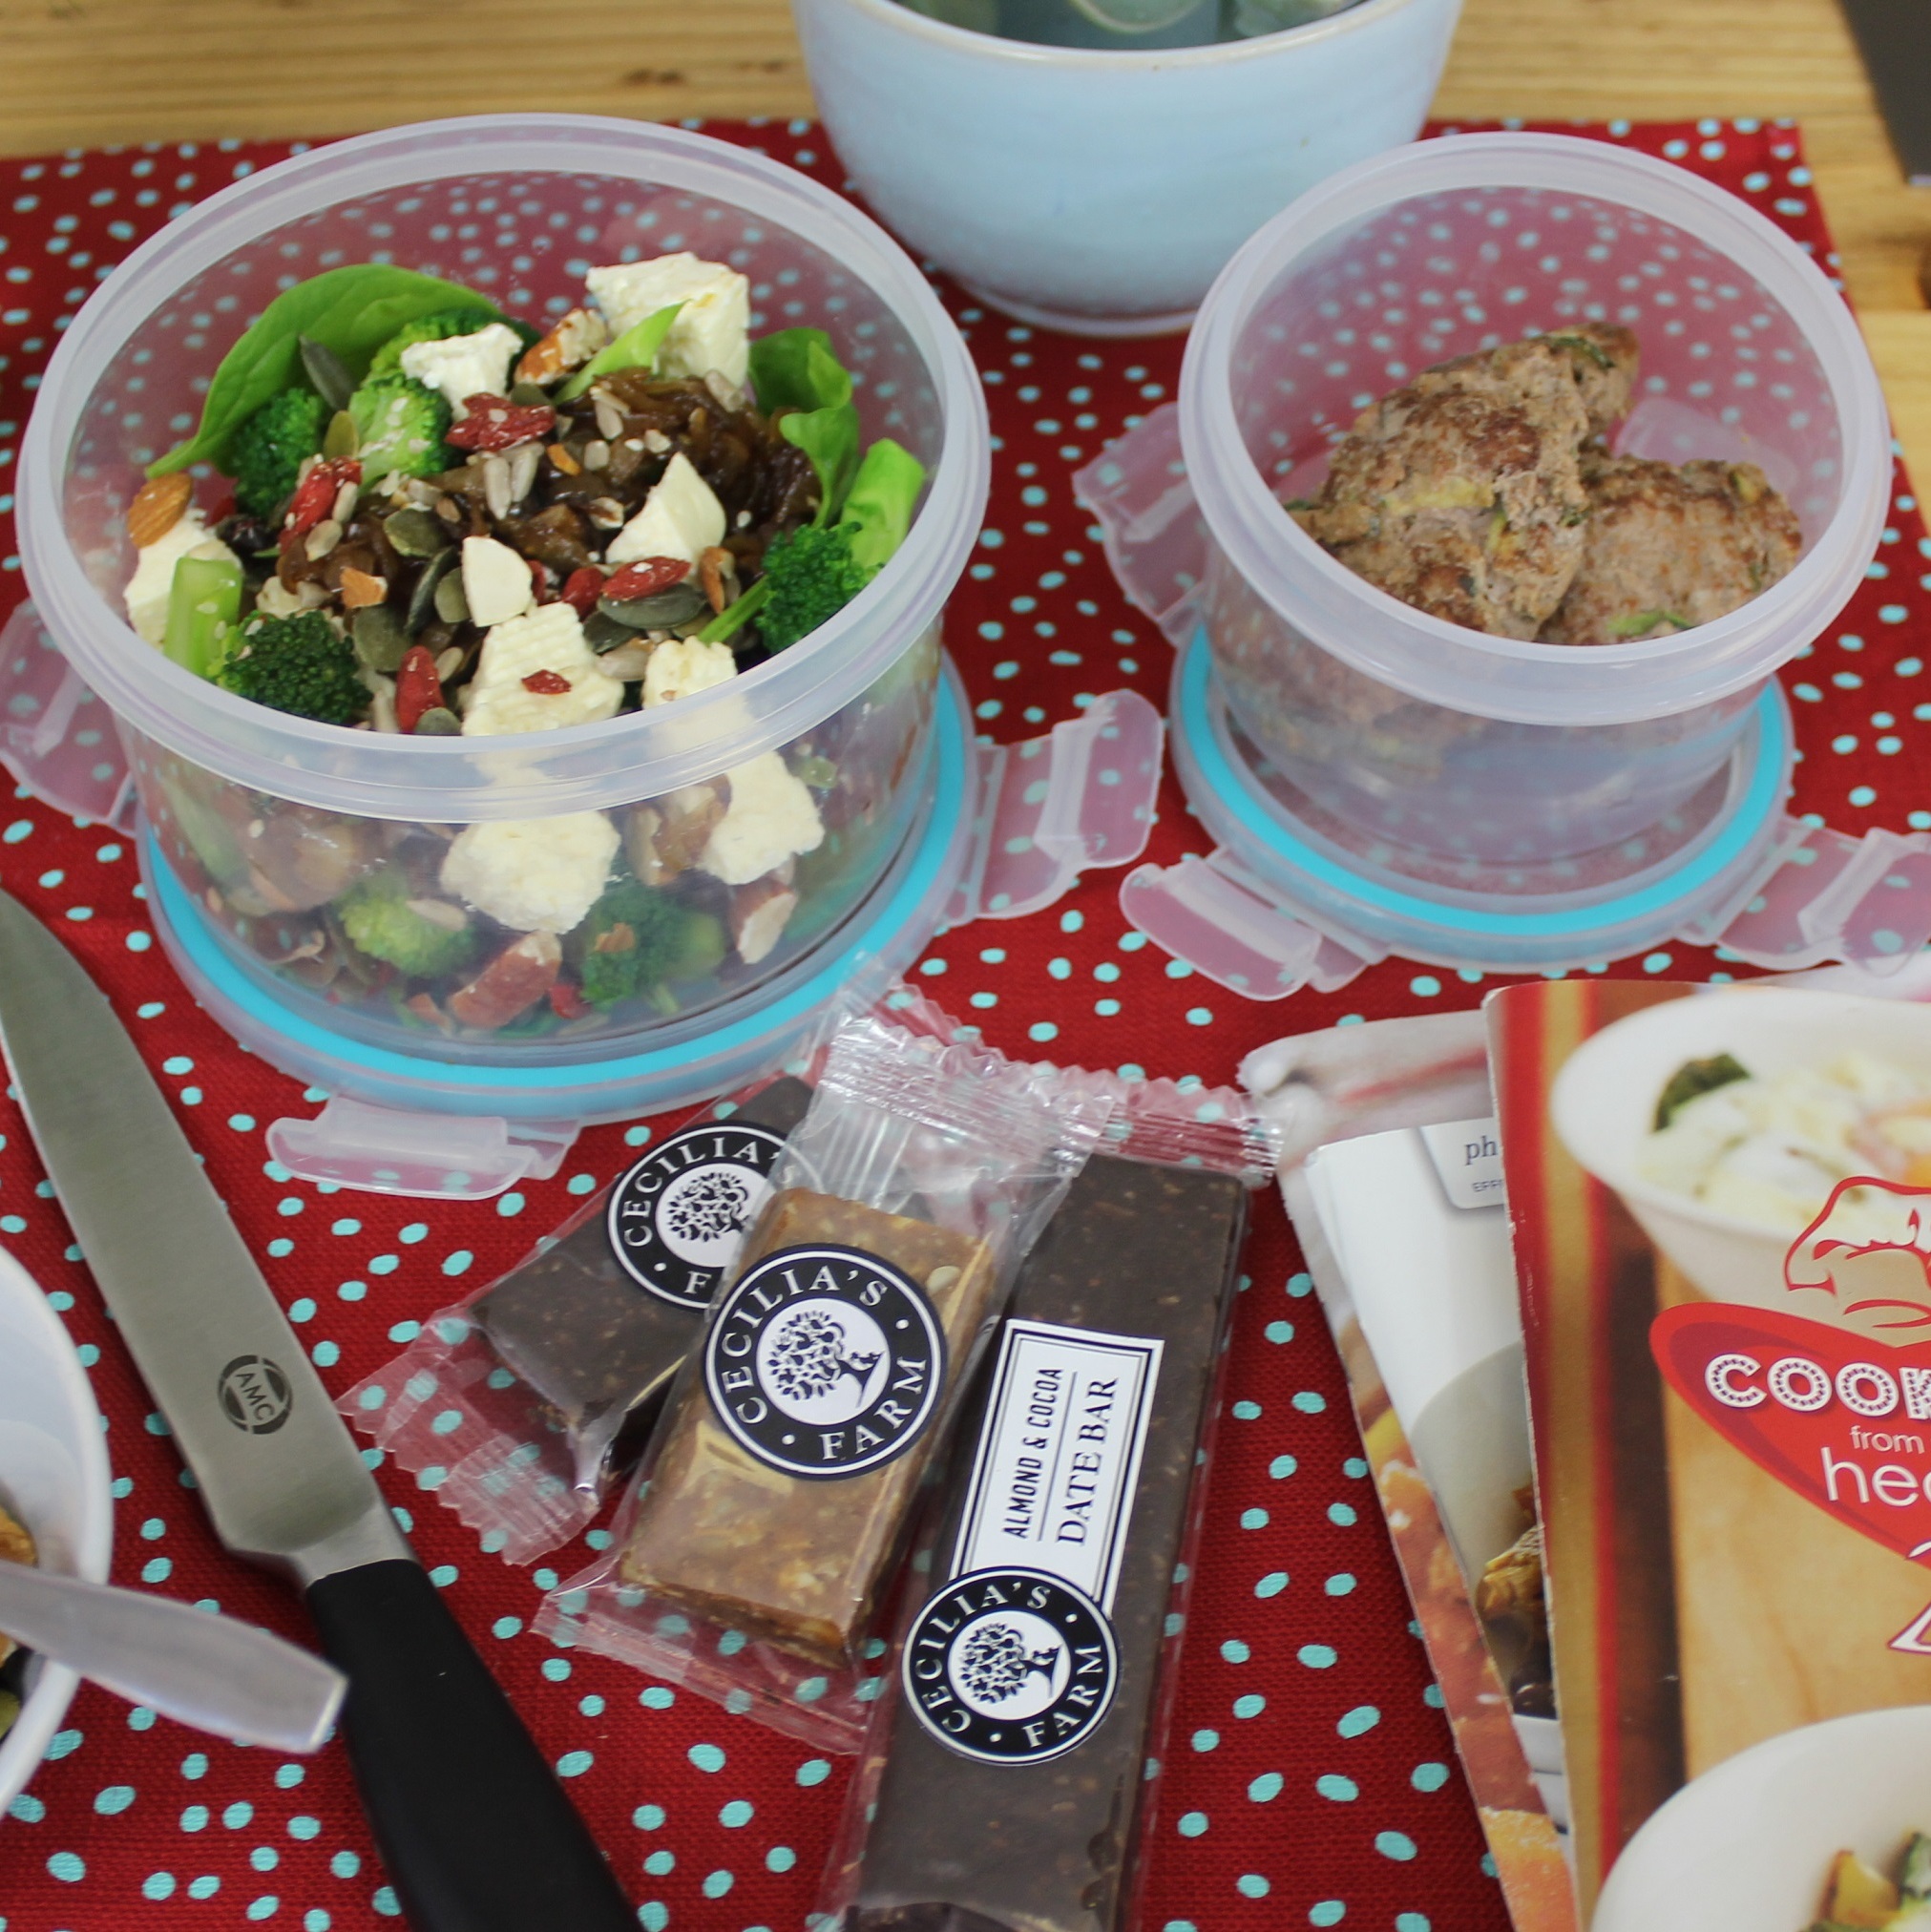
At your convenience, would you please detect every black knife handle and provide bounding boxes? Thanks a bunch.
[306,1560,633,1932]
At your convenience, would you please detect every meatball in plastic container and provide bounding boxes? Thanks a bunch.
[1178,133,1889,865]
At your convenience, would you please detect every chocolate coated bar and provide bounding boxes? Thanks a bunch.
[845,1154,1249,1932]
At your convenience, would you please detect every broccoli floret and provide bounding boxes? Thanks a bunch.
[756,523,871,653]
[348,373,452,484]
[220,611,369,726]
[574,878,721,1008]
[228,388,328,520]
[338,872,475,978]
[366,307,505,379]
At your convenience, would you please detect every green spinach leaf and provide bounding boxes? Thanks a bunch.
[838,438,926,573]
[151,265,503,477]
[750,327,861,521]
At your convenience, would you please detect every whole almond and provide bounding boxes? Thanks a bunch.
[127,473,193,548]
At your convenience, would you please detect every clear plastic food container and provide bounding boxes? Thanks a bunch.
[1177,133,1889,865]
[15,116,988,1070]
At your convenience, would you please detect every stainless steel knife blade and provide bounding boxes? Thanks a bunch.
[0,885,408,1585]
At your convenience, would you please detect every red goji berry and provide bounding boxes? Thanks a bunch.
[394,644,448,735]
[281,457,361,543]
[558,567,605,617]
[521,669,573,695]
[445,396,556,453]
[548,980,593,1020]
[603,556,690,601]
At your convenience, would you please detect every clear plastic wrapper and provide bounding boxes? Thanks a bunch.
[820,1090,1275,1932]
[539,1000,1110,1747]
[340,1071,815,1564]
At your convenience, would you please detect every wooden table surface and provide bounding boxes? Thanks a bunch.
[0,0,1925,475]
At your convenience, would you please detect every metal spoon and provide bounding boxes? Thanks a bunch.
[0,1558,346,1752]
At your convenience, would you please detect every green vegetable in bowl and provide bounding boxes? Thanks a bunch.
[151,267,510,477]
[704,434,928,650]
[346,373,452,485]
[228,388,329,520]
[220,612,368,725]
[749,326,861,522]
[575,879,725,1008]
[1654,1052,1751,1130]
[339,872,475,978]
[162,555,244,679]
[754,523,872,654]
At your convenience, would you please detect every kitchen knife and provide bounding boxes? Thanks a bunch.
[0,887,633,1932]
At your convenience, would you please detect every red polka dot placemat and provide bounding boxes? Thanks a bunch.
[0,116,1917,1932]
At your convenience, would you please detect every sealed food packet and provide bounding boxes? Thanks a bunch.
[540,1001,1111,1745]
[340,1071,814,1564]
[822,1086,1276,1932]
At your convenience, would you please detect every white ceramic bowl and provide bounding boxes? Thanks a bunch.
[1550,986,1931,1317]
[1594,1706,1931,1932]
[791,0,1463,332]
[0,1246,114,1816]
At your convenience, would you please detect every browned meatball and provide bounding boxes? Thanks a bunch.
[1290,336,1606,639]
[1540,453,1804,645]
[1542,322,1640,440]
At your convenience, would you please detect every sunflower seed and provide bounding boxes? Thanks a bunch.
[582,439,610,472]
[593,395,624,442]
[506,443,541,506]
[482,455,514,522]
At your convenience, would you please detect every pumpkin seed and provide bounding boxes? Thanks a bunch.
[383,506,451,558]
[350,604,409,673]
[406,549,459,635]
[323,409,359,462]
[300,336,356,412]
[509,381,552,408]
[598,582,707,630]
[412,706,463,736]
[433,567,471,627]
[583,609,639,654]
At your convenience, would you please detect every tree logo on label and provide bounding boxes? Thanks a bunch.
[606,1121,788,1309]
[703,1244,945,1479]
[217,1354,293,1436]
[903,1568,1119,1765]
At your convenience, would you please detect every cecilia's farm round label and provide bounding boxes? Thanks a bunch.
[703,1244,945,1478]
[607,1122,787,1310]
[902,1568,1119,1765]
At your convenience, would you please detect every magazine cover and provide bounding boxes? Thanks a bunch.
[1490,977,1931,1932]
[1246,1017,1578,1932]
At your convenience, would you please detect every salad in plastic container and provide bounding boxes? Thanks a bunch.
[17,116,988,1062]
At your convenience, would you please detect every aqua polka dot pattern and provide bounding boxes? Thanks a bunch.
[0,116,1908,1931]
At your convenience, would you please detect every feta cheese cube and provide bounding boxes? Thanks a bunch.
[440,811,620,935]
[586,254,750,388]
[643,638,737,708]
[123,512,240,647]
[700,751,825,887]
[604,452,726,569]
[461,535,536,629]
[460,602,625,737]
[398,324,525,418]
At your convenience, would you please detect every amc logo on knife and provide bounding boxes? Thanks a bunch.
[217,1354,294,1435]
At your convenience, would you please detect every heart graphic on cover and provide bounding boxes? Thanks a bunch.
[1651,1303,1931,1565]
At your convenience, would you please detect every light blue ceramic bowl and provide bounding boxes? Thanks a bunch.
[792,0,1462,332]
